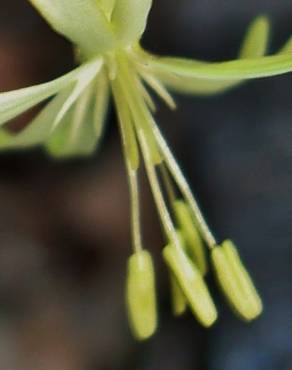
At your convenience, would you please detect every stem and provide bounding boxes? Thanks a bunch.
[150,121,217,248]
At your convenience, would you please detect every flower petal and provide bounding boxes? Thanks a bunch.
[0,89,70,149]
[98,0,116,19]
[279,36,292,54]
[144,52,292,82]
[93,69,110,140]
[0,59,102,127]
[112,0,152,46]
[51,58,103,131]
[239,15,270,59]
[137,17,292,96]
[28,0,115,56]
[45,83,99,158]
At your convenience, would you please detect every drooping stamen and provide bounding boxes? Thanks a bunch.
[149,119,217,249]
[170,274,187,316]
[116,53,162,165]
[212,240,263,321]
[139,133,181,250]
[163,243,217,327]
[139,69,177,110]
[126,249,157,340]
[112,78,140,170]
[173,199,208,275]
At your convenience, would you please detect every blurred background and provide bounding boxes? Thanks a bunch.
[0,1,291,369]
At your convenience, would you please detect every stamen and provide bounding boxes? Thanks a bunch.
[173,199,208,276]
[211,240,263,321]
[139,133,180,250]
[126,249,157,340]
[112,78,140,170]
[112,80,143,253]
[170,275,187,316]
[135,77,157,113]
[149,119,217,248]
[127,166,143,253]
[159,164,176,204]
[116,54,162,165]
[139,70,177,110]
[163,243,217,327]
[93,69,110,137]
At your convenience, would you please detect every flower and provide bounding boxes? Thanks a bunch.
[0,0,291,339]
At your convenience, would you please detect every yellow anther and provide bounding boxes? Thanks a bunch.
[170,275,187,316]
[173,200,207,275]
[126,250,157,340]
[163,244,217,327]
[211,240,263,321]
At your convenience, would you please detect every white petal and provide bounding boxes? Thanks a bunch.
[29,0,115,56]
[0,58,102,127]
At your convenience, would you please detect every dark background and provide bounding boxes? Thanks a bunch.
[0,1,291,369]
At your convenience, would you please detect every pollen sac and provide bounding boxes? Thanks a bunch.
[126,250,157,340]
[173,200,208,275]
[169,230,187,316]
[211,240,263,321]
[170,275,187,316]
[163,244,217,327]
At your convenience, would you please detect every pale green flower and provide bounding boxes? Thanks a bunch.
[1,1,291,339]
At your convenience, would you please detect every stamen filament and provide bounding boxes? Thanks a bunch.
[159,164,176,204]
[116,53,162,165]
[150,120,217,248]
[128,166,144,253]
[139,133,181,251]
[112,81,143,253]
[112,79,140,170]
[138,70,176,110]
[135,77,157,113]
